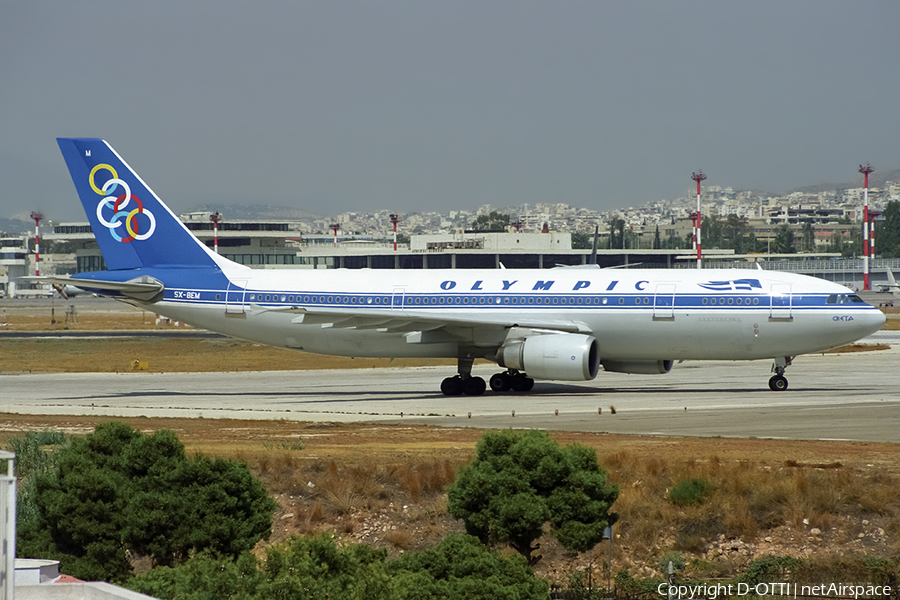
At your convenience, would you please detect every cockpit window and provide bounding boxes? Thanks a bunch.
[828,293,864,304]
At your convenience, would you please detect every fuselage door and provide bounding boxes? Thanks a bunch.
[770,283,793,321]
[225,279,249,315]
[653,283,676,321]
[391,287,406,310]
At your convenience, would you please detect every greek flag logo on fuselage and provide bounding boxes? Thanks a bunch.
[698,279,763,292]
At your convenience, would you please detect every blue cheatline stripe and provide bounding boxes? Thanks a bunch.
[162,289,875,312]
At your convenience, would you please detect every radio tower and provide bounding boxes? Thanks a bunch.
[389,214,401,251]
[691,171,706,269]
[859,164,874,290]
[30,211,43,276]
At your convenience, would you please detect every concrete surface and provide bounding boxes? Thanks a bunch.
[2,333,898,442]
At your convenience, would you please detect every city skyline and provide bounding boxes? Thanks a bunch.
[3,2,900,224]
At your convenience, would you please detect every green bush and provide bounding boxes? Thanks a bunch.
[129,533,550,600]
[20,422,276,582]
[667,477,714,507]
[448,430,618,564]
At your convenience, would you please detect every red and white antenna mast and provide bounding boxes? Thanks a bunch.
[30,211,43,276]
[330,223,340,248]
[209,212,222,254]
[859,163,874,290]
[691,171,706,269]
[389,214,401,251]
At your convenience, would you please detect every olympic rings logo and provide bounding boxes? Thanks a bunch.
[89,163,156,242]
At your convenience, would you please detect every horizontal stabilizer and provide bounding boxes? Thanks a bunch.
[23,275,164,302]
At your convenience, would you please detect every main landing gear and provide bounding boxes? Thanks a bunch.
[440,359,534,396]
[768,356,793,391]
[489,370,534,393]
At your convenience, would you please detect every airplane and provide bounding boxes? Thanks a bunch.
[875,270,900,298]
[40,138,885,394]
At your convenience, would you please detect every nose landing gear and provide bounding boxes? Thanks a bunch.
[768,356,793,391]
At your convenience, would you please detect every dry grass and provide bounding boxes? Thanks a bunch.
[598,450,900,558]
[0,337,464,373]
[1,414,899,581]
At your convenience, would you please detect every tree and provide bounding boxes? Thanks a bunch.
[390,534,550,600]
[801,222,815,253]
[571,231,593,250]
[470,211,509,231]
[722,214,750,253]
[877,201,900,258]
[447,430,618,565]
[771,224,796,254]
[828,230,846,255]
[25,422,276,582]
[701,214,723,249]
[608,218,625,249]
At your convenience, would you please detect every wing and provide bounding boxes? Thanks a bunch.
[258,304,593,348]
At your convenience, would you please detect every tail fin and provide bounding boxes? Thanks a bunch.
[57,138,224,271]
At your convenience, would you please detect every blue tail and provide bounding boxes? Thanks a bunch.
[57,138,220,271]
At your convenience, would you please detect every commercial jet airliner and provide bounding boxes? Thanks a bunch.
[43,138,885,394]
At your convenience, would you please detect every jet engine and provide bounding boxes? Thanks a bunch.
[497,334,599,381]
[601,359,674,374]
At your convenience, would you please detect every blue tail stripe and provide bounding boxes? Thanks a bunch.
[57,138,219,270]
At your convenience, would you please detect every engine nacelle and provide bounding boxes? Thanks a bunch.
[601,359,674,375]
[497,334,599,381]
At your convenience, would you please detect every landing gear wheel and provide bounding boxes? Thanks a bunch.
[510,374,534,392]
[441,376,463,396]
[463,376,486,396]
[768,375,788,391]
[489,373,512,392]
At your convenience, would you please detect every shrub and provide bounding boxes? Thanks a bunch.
[668,477,715,507]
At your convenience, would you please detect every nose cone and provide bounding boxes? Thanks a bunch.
[857,306,887,338]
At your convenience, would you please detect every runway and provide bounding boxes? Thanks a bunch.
[2,341,898,442]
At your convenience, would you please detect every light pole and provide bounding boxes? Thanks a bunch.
[691,171,706,269]
[30,212,43,276]
[859,164,874,290]
[389,214,400,251]
[330,223,340,248]
[209,212,222,254]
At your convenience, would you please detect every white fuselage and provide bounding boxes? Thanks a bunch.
[137,266,885,365]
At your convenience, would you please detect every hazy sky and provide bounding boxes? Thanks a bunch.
[2,1,899,223]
